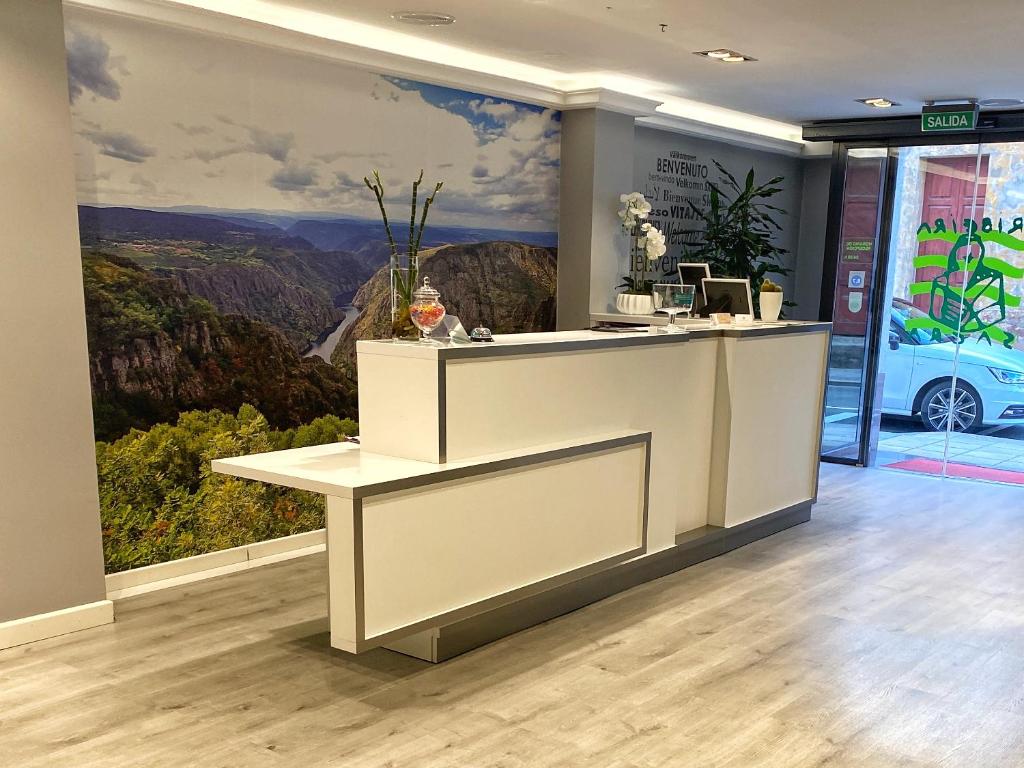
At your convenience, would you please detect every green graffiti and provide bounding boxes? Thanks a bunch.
[918,228,1024,254]
[908,280,1022,307]
[912,221,1024,348]
[937,233,1015,348]
[913,253,1024,278]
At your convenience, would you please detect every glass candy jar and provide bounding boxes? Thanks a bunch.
[408,277,446,343]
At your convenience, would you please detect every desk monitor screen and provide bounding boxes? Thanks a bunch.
[677,263,711,312]
[701,278,753,317]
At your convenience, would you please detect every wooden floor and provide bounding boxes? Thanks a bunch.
[4,464,1024,767]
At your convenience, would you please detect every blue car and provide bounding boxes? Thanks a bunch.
[883,299,1024,432]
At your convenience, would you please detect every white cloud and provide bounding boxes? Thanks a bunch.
[66,28,122,104]
[66,7,560,232]
[80,128,155,163]
[269,164,318,191]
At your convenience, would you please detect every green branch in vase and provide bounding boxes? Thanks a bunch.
[363,171,398,263]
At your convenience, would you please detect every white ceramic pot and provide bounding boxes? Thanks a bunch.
[616,292,655,316]
[760,291,783,322]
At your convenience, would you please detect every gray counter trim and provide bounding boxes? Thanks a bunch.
[437,332,694,360]
[436,359,447,463]
[720,323,832,339]
[352,499,366,643]
[351,431,652,501]
[435,324,831,360]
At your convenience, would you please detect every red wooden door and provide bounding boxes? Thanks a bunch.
[834,158,883,336]
[915,155,989,312]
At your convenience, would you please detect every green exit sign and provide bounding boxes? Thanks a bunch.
[921,104,979,132]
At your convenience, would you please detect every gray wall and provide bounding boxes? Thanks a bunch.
[0,0,107,622]
[558,109,636,328]
[793,157,832,320]
[633,126,814,317]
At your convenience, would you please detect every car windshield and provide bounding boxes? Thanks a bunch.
[891,302,955,345]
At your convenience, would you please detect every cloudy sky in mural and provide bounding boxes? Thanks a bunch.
[65,10,560,232]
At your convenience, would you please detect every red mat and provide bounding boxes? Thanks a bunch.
[884,457,1024,485]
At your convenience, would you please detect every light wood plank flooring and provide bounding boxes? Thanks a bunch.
[3,464,1024,767]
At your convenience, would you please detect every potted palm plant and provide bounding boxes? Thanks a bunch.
[681,161,792,316]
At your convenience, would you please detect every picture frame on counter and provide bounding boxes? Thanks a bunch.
[702,278,754,317]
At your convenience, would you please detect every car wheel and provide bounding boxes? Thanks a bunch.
[919,381,983,433]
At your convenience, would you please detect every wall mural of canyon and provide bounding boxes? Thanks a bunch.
[66,8,560,572]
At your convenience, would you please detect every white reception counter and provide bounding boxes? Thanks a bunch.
[214,320,830,662]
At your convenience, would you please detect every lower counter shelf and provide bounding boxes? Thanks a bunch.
[215,431,651,654]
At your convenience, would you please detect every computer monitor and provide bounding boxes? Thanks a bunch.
[701,278,753,317]
[677,263,711,313]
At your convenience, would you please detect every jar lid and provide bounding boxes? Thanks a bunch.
[413,276,440,300]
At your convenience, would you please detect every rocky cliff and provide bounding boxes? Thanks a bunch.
[163,249,370,349]
[79,206,372,350]
[83,253,357,441]
[331,241,557,367]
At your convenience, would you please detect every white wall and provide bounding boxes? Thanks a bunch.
[0,0,107,623]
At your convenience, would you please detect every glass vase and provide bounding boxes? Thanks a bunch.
[390,260,420,341]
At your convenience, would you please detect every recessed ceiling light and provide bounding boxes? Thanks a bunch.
[391,11,456,26]
[694,49,756,63]
[858,97,900,108]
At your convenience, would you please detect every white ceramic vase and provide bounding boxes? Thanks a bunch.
[616,292,655,316]
[760,291,783,322]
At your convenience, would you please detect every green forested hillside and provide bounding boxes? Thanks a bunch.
[97,405,356,572]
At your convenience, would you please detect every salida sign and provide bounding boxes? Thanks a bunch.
[921,103,979,133]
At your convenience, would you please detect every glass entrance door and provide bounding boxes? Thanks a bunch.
[820,149,892,463]
[876,141,1024,483]
[823,134,1024,485]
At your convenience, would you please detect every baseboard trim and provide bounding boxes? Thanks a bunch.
[105,529,326,600]
[429,501,812,662]
[0,600,114,651]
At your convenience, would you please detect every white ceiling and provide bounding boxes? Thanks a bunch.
[81,0,1024,147]
[265,0,1024,124]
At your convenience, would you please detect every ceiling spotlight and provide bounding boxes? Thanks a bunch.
[858,97,900,108]
[695,49,756,62]
[391,11,456,26]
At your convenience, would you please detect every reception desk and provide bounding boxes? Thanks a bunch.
[214,320,830,662]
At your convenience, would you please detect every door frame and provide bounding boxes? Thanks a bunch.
[819,145,899,466]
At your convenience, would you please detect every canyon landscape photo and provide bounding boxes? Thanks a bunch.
[67,7,560,570]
